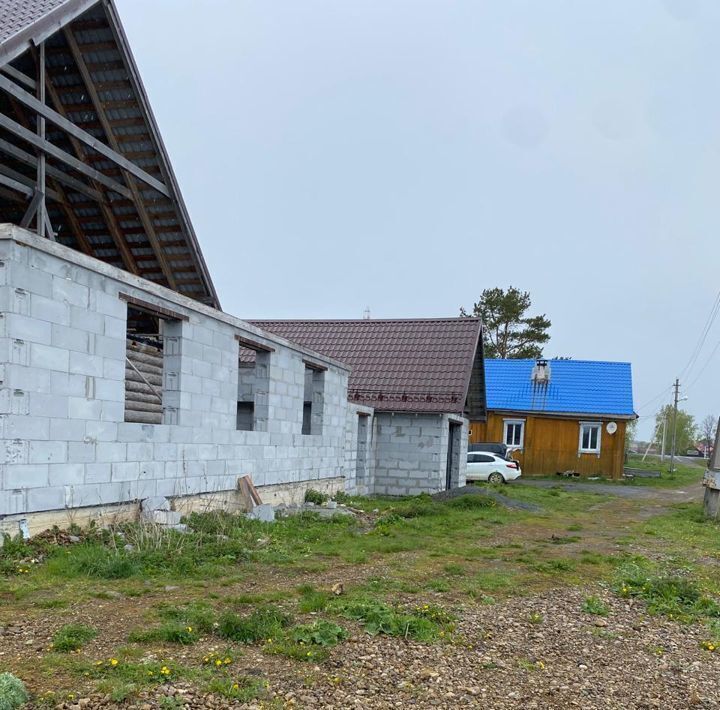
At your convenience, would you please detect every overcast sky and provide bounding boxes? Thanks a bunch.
[118,0,720,440]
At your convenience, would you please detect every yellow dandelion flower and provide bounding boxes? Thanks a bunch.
[187,626,192,632]
[223,657,232,664]
[215,659,222,667]
[110,659,118,666]
[232,684,239,690]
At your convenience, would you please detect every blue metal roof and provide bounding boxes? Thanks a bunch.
[485,359,635,417]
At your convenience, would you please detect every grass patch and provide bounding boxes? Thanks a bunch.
[218,605,292,644]
[615,561,720,623]
[205,676,267,702]
[581,596,609,616]
[443,563,466,577]
[128,622,198,645]
[51,623,97,652]
[297,585,331,613]
[333,597,454,642]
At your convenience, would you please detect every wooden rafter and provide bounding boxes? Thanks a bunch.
[39,65,139,275]
[0,73,170,197]
[63,27,177,290]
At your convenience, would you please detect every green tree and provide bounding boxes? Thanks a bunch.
[654,405,696,455]
[460,287,551,359]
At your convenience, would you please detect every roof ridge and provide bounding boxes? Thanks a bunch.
[250,317,481,324]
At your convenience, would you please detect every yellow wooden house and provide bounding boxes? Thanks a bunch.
[470,359,636,479]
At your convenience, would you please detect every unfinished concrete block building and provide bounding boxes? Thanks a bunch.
[0,0,486,536]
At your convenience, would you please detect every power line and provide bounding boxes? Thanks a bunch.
[685,337,720,393]
[636,384,673,412]
[677,289,720,381]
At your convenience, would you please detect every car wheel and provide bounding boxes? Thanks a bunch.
[488,472,505,484]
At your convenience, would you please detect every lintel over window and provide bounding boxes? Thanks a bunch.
[578,421,602,454]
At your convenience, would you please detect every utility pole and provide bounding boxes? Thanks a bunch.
[669,378,680,473]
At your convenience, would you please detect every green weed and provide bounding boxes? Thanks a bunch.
[218,606,292,644]
[297,585,331,613]
[52,624,97,652]
[581,596,609,616]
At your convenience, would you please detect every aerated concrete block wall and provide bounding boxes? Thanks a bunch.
[0,226,352,518]
[372,412,468,496]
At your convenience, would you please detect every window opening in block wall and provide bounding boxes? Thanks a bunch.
[237,340,271,431]
[302,362,325,435]
[125,305,165,424]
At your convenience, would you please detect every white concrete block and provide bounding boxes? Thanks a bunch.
[4,415,50,440]
[52,278,89,308]
[30,294,69,325]
[28,392,68,419]
[111,461,140,481]
[68,397,102,420]
[28,440,67,464]
[68,351,104,377]
[48,463,84,486]
[5,313,52,345]
[51,324,89,353]
[26,485,64,512]
[30,343,69,372]
[6,463,49,488]
[84,420,118,442]
[85,463,111,484]
[95,442,127,463]
[68,441,96,463]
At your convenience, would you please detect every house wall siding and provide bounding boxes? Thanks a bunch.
[471,413,627,478]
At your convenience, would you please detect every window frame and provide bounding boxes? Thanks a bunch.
[503,418,525,450]
[578,421,602,454]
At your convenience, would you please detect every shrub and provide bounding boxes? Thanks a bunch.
[218,606,292,643]
[52,623,97,652]
[304,489,329,505]
[0,673,28,710]
[581,596,609,617]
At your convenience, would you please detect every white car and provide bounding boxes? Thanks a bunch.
[466,452,522,484]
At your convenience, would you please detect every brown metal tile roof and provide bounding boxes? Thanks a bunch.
[0,0,71,48]
[249,318,485,415]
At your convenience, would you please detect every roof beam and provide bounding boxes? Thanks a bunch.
[0,137,104,203]
[0,169,33,197]
[0,73,170,197]
[64,27,177,290]
[0,162,61,201]
[0,65,36,91]
[0,112,134,200]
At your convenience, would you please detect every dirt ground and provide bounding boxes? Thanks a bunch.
[1,471,719,709]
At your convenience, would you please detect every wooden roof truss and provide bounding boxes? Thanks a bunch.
[0,0,219,306]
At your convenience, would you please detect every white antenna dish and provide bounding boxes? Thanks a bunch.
[606,422,617,435]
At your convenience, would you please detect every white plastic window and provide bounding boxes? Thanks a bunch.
[503,419,525,448]
[579,422,602,453]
